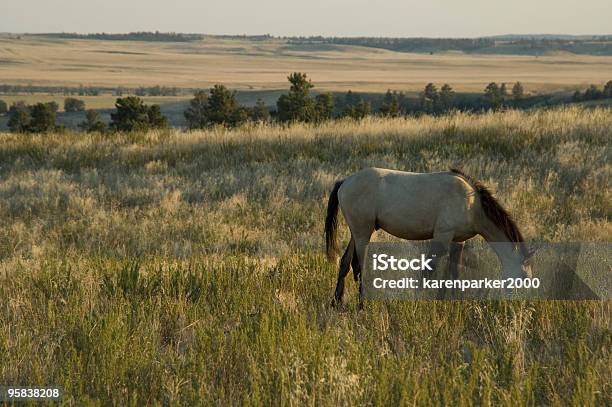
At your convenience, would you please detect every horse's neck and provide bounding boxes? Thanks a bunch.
[478,217,523,263]
[479,218,509,242]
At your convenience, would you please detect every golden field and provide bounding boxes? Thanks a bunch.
[1,35,612,96]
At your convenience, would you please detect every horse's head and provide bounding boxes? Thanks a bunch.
[501,244,536,279]
[520,248,536,278]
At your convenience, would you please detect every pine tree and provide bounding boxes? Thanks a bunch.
[79,109,106,133]
[111,96,168,132]
[438,84,455,113]
[276,72,316,122]
[602,81,612,98]
[584,84,602,100]
[252,98,270,122]
[353,100,371,119]
[420,83,439,114]
[512,82,525,102]
[206,85,241,125]
[484,82,503,110]
[147,105,169,129]
[314,93,335,122]
[28,103,57,133]
[380,90,400,117]
[7,102,31,133]
[184,90,209,129]
[344,90,359,107]
[500,83,509,105]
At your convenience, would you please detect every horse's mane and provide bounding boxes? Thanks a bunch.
[450,168,528,256]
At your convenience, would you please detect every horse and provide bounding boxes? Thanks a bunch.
[325,167,534,306]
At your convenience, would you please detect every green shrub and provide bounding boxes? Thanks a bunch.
[184,86,248,129]
[7,101,58,133]
[110,96,168,132]
[79,109,106,133]
[64,97,86,112]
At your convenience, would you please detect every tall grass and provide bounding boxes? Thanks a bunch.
[0,107,610,405]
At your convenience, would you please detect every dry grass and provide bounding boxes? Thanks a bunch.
[1,36,612,93]
[0,106,610,405]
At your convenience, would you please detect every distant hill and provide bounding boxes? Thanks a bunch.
[291,35,612,56]
[489,34,612,41]
[26,32,612,56]
[30,32,206,42]
[29,32,273,42]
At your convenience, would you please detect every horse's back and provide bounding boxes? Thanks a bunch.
[339,167,472,199]
[338,167,478,240]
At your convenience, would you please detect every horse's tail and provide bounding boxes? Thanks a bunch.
[325,180,344,261]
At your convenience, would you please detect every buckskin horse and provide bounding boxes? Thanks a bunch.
[325,167,533,306]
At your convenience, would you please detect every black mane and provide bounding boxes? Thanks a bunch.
[450,168,528,256]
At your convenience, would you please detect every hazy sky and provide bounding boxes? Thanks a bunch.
[4,0,611,37]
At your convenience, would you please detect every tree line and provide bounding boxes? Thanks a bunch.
[33,32,204,42]
[572,82,612,102]
[33,32,274,42]
[0,84,184,97]
[2,74,611,134]
[291,37,495,53]
[289,36,612,56]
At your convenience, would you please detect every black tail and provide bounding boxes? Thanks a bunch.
[325,180,344,261]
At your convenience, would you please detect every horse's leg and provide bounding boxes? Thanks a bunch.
[448,241,465,299]
[424,231,454,275]
[425,230,454,299]
[351,246,360,282]
[354,233,373,309]
[331,238,355,307]
[449,241,464,280]
[340,200,375,309]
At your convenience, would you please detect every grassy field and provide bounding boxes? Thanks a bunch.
[0,107,610,405]
[2,35,612,94]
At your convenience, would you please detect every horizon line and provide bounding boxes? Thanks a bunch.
[2,32,612,39]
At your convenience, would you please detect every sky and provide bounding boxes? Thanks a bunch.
[3,0,611,37]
